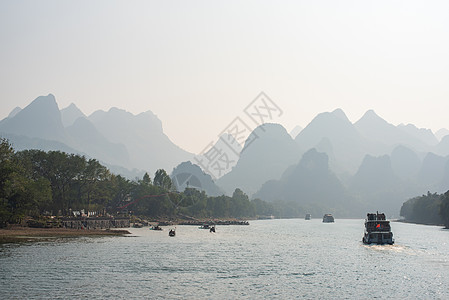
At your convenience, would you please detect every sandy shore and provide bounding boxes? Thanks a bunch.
[0,227,131,243]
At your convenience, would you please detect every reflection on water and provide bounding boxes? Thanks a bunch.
[1,219,449,299]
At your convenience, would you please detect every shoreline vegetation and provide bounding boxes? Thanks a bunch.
[2,139,449,232]
[0,139,273,231]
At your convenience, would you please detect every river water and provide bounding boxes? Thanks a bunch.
[1,219,448,299]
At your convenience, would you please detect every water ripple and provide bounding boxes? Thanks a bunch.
[2,220,449,299]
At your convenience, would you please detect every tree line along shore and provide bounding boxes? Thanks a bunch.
[2,137,449,234]
[0,138,274,231]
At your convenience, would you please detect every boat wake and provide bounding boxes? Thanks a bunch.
[361,243,408,253]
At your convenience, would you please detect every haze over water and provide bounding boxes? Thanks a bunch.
[1,219,448,299]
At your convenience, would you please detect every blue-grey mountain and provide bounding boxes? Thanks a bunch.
[0,94,68,143]
[217,123,301,196]
[65,117,130,168]
[390,145,421,180]
[0,94,193,178]
[88,107,193,173]
[171,161,224,197]
[61,103,86,127]
[435,128,449,141]
[295,108,370,174]
[254,148,362,217]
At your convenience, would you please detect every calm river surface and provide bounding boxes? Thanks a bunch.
[1,219,449,299]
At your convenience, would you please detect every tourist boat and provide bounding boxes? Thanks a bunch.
[199,224,210,229]
[305,214,311,220]
[322,214,334,223]
[169,229,176,237]
[150,225,162,231]
[362,212,394,245]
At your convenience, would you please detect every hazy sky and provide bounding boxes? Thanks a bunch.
[1,1,448,153]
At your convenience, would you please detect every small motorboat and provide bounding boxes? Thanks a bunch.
[169,229,176,237]
[209,225,216,233]
[322,214,334,223]
[305,214,311,220]
[199,224,210,229]
[150,225,162,231]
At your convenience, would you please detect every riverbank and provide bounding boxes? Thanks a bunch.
[0,226,131,243]
[144,217,251,226]
[392,219,445,227]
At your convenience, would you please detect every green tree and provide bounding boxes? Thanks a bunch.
[175,188,207,217]
[0,140,53,225]
[0,138,16,226]
[108,174,132,210]
[252,198,276,217]
[81,159,110,211]
[141,172,152,186]
[231,188,254,217]
[440,190,449,228]
[154,169,173,191]
[400,191,443,225]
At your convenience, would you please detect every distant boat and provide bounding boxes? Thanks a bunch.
[362,212,394,245]
[150,225,162,231]
[169,229,176,237]
[305,214,311,220]
[199,224,210,229]
[210,225,216,233]
[322,214,334,223]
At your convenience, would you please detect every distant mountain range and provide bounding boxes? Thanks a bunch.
[253,149,363,217]
[0,94,193,178]
[1,94,449,217]
[218,108,449,217]
[217,123,301,196]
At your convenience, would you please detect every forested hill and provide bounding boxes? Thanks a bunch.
[400,191,449,227]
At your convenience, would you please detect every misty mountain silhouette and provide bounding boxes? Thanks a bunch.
[289,125,303,139]
[351,154,399,193]
[436,135,449,156]
[217,123,301,196]
[440,160,449,192]
[66,117,130,168]
[355,109,431,152]
[0,132,83,155]
[435,128,449,141]
[171,161,224,196]
[254,148,362,217]
[417,152,449,189]
[2,95,448,217]
[397,123,438,146]
[61,103,86,127]
[390,145,421,180]
[0,94,67,142]
[349,154,409,214]
[0,94,193,177]
[295,108,369,173]
[7,107,22,118]
[88,107,193,173]
[194,133,242,178]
